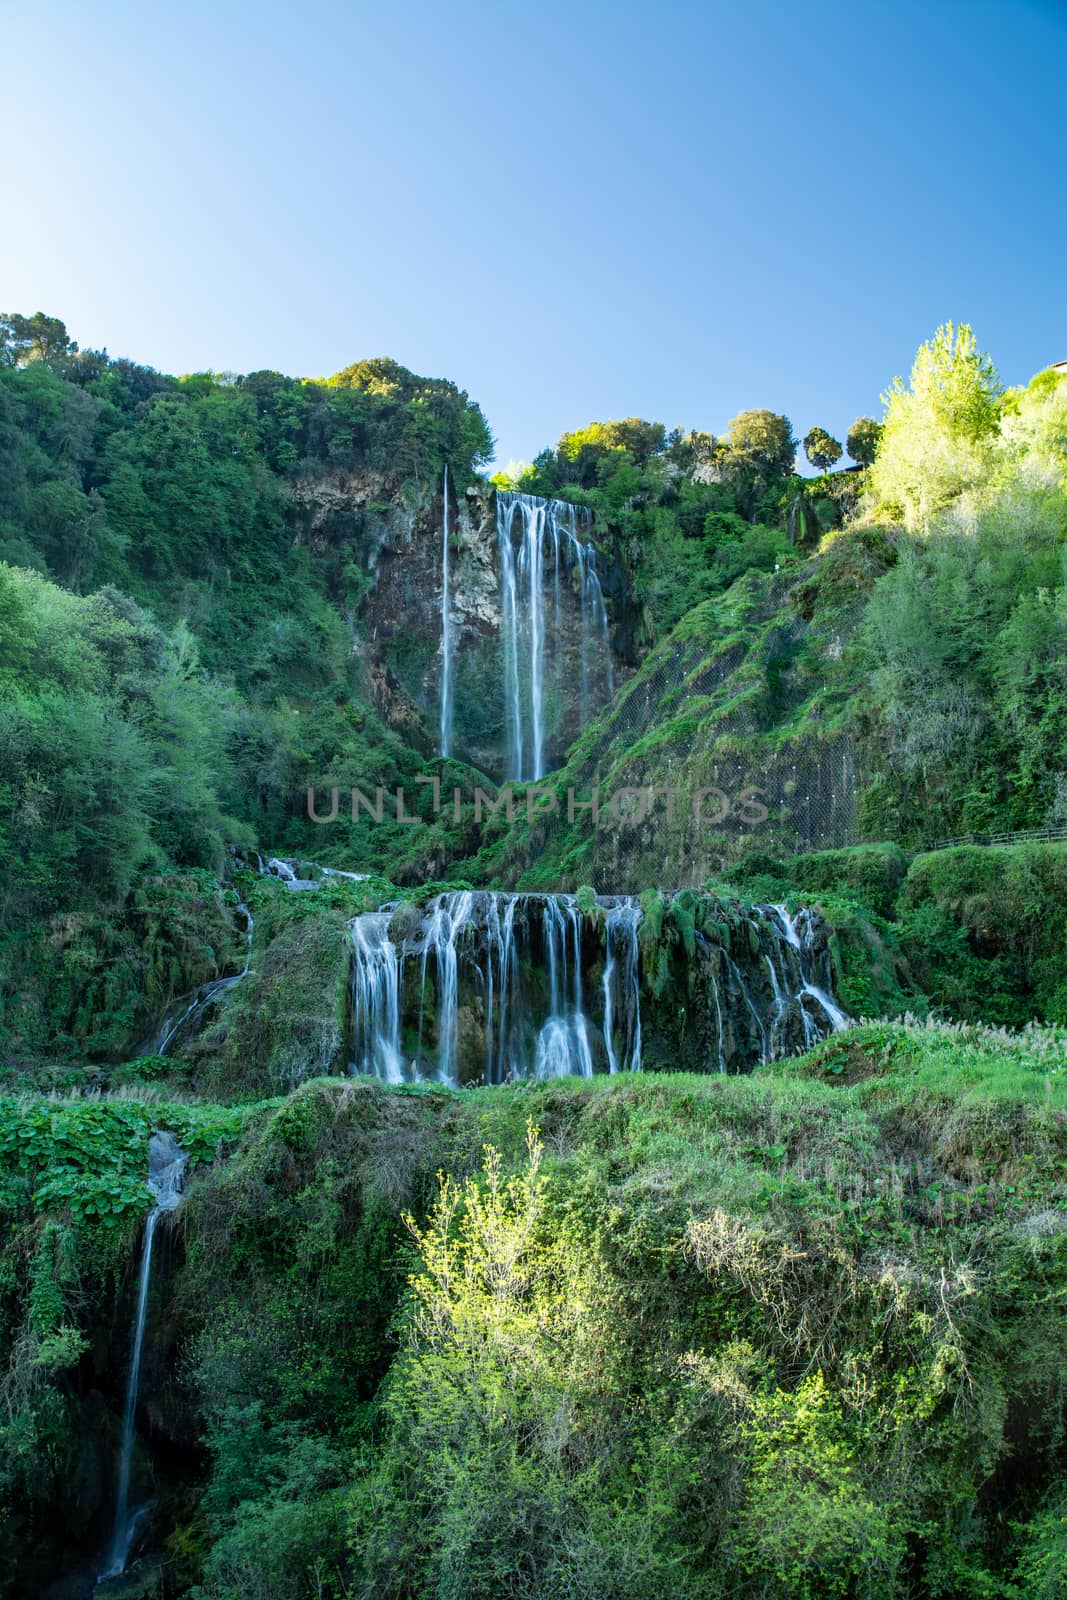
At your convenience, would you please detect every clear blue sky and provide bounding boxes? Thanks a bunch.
[3,0,1065,468]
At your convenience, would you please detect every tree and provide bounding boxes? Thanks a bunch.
[869,323,1003,531]
[726,409,796,477]
[846,415,883,467]
[0,312,76,368]
[802,426,843,474]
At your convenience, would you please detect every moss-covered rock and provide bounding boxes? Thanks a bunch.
[190,911,352,1096]
[898,842,1067,1026]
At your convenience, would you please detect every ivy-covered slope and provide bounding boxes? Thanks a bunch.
[3,1022,1065,1598]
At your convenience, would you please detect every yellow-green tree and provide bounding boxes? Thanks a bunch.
[869,324,1003,531]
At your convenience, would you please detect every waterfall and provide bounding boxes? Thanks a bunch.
[142,852,369,1058]
[346,892,848,1087]
[349,911,406,1083]
[485,894,519,1086]
[349,892,640,1086]
[535,896,594,1079]
[264,856,368,889]
[439,464,453,758]
[496,492,613,781]
[602,898,642,1073]
[788,493,800,545]
[694,904,848,1070]
[100,1132,187,1580]
[418,891,476,1083]
[769,904,851,1036]
[141,901,254,1057]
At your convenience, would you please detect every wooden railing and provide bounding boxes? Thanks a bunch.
[929,825,1067,852]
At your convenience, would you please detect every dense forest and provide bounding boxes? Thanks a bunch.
[1,311,1065,1598]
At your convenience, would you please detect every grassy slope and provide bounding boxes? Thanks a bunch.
[3,1019,1066,1597]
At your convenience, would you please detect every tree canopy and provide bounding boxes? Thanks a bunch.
[802,427,843,474]
[726,409,797,477]
[846,416,882,467]
[869,323,1004,530]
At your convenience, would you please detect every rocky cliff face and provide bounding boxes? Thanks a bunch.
[290,471,633,782]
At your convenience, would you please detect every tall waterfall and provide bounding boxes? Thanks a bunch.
[496,492,614,781]
[100,1132,187,1580]
[439,464,453,758]
[348,893,848,1087]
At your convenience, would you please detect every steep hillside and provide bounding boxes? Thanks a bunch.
[3,1025,1065,1598]
[2,315,1067,1598]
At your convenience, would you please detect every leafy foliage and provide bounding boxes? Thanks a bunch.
[803,426,843,473]
[869,322,1004,530]
[846,415,882,467]
[147,1050,1067,1598]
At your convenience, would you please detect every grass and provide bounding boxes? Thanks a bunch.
[4,1016,1066,1598]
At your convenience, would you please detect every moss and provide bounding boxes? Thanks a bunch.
[192,910,353,1097]
[898,844,1067,1026]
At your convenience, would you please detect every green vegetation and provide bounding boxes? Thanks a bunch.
[0,315,492,1063]
[846,415,882,468]
[1,311,1066,1595]
[3,1027,1065,1596]
[869,322,1004,531]
[494,404,813,636]
[803,426,843,474]
[477,332,1066,890]
[727,840,1067,1028]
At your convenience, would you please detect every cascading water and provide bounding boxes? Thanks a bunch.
[99,1132,187,1581]
[263,856,368,889]
[349,911,406,1083]
[698,902,850,1069]
[418,891,475,1083]
[143,852,371,1057]
[439,463,453,758]
[535,896,594,1079]
[602,898,642,1074]
[349,892,640,1086]
[769,903,851,1038]
[347,892,848,1087]
[495,492,614,781]
[140,901,254,1057]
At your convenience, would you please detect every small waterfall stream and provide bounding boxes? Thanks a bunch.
[496,492,614,780]
[262,856,368,889]
[99,1132,188,1581]
[770,903,851,1039]
[440,464,453,758]
[140,855,370,1059]
[140,901,254,1057]
[603,898,642,1074]
[347,893,846,1086]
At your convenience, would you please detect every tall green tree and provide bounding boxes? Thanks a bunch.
[727,409,797,477]
[0,313,76,368]
[802,427,843,474]
[845,415,883,467]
